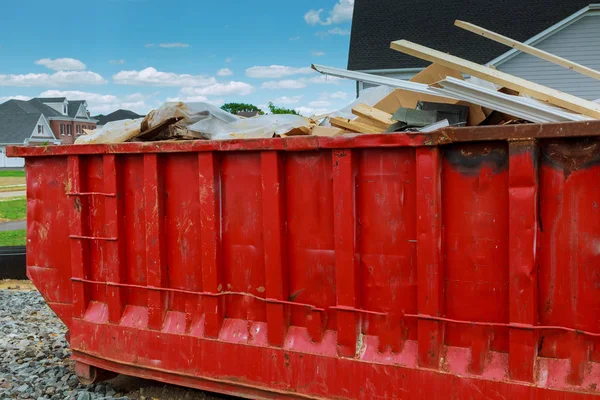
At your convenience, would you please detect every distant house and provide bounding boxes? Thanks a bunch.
[348,1,600,99]
[93,109,144,128]
[0,110,60,168]
[0,97,98,145]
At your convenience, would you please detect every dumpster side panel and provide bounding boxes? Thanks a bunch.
[17,133,600,399]
[538,138,600,384]
[442,143,510,357]
[356,148,417,345]
[25,156,73,326]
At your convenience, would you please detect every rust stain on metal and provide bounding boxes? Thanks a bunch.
[541,138,600,178]
[73,198,82,213]
[444,142,508,175]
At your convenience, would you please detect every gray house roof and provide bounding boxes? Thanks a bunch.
[348,0,594,70]
[68,100,86,118]
[0,114,42,144]
[93,109,143,126]
[33,97,66,103]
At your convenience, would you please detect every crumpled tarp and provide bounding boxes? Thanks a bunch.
[74,118,144,144]
[190,113,312,140]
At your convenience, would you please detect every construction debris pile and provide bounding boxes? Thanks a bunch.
[76,19,600,145]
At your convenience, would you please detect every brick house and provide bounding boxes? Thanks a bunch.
[31,97,98,144]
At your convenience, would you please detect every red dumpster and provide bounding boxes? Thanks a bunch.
[8,120,600,399]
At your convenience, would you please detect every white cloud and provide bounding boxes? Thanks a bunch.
[166,95,224,106]
[312,51,326,56]
[304,9,326,25]
[318,91,351,101]
[38,90,155,115]
[146,43,190,48]
[261,80,307,90]
[113,67,216,87]
[246,65,313,79]
[295,106,332,116]
[305,0,354,26]
[217,68,233,77]
[308,100,331,107]
[305,75,343,85]
[289,36,301,41]
[35,58,86,71]
[0,95,31,103]
[274,95,303,105]
[179,81,254,96]
[330,91,350,100]
[109,59,125,65]
[0,71,106,87]
[225,57,233,63]
[317,27,351,37]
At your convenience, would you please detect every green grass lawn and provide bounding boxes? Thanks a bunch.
[0,170,25,178]
[0,197,26,221]
[0,229,26,246]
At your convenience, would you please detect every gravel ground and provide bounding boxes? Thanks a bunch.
[0,287,235,400]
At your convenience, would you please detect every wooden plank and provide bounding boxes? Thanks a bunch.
[351,104,395,129]
[330,117,386,134]
[390,40,600,119]
[455,20,600,81]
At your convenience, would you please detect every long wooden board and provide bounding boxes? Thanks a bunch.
[330,117,385,134]
[390,40,600,119]
[351,104,395,129]
[455,20,600,81]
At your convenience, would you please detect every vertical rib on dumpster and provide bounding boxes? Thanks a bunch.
[332,149,360,358]
[104,155,125,323]
[508,140,538,382]
[261,151,289,347]
[415,147,444,369]
[199,153,224,338]
[145,154,167,330]
[68,155,90,318]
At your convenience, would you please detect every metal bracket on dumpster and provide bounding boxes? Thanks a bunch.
[70,278,326,313]
[69,277,600,339]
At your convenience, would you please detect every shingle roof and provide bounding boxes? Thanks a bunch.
[347,0,594,70]
[94,109,143,126]
[27,99,63,117]
[33,97,66,103]
[0,113,42,144]
[68,100,85,118]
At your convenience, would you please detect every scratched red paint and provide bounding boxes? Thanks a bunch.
[8,123,600,399]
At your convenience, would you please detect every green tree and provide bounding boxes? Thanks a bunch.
[221,103,264,115]
[268,102,299,115]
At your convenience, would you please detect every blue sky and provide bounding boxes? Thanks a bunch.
[0,0,355,116]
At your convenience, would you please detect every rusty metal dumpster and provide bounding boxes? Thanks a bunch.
[8,120,600,399]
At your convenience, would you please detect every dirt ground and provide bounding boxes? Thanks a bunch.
[0,176,26,192]
[0,279,36,290]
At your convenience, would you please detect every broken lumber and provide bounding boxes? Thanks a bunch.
[389,39,600,119]
[330,117,386,134]
[351,104,395,129]
[455,20,600,81]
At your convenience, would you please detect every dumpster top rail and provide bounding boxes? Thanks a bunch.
[7,120,600,157]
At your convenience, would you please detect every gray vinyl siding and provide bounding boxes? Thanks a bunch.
[497,14,600,100]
